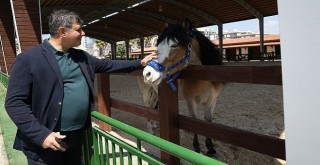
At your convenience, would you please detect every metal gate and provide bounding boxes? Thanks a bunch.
[83,111,226,165]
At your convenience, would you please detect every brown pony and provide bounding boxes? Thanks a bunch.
[137,19,224,156]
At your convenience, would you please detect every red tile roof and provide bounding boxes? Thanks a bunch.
[213,34,280,46]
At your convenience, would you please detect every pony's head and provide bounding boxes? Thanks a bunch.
[143,19,222,90]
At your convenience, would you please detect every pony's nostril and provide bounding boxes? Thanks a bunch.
[146,72,151,77]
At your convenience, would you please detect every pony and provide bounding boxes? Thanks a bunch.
[137,19,224,156]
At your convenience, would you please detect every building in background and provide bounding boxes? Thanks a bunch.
[213,34,280,61]
[130,34,280,61]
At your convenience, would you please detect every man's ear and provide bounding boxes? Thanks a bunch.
[58,27,66,36]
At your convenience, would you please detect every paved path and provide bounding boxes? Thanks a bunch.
[0,127,9,165]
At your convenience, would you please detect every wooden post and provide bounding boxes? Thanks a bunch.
[140,37,144,59]
[158,80,180,164]
[96,73,112,131]
[125,40,130,59]
[111,43,117,59]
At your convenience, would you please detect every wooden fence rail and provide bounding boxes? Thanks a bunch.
[96,64,284,164]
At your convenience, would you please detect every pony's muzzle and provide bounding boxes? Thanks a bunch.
[143,66,162,85]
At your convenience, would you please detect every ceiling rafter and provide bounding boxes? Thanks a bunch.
[165,0,222,26]
[105,19,159,35]
[42,5,177,25]
[232,0,263,19]
[108,7,177,24]
[85,25,139,39]
[86,33,116,44]
[85,29,127,41]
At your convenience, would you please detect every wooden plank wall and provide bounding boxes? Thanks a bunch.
[0,0,16,74]
[0,0,41,74]
[13,0,41,51]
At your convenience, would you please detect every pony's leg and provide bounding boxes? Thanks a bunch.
[185,98,202,154]
[193,134,201,153]
[146,89,158,134]
[148,101,158,129]
[148,84,159,130]
[137,77,159,134]
[203,97,218,157]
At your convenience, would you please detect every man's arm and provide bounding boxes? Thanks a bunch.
[5,54,51,147]
[90,51,158,73]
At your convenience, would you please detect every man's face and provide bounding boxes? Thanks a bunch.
[64,23,85,48]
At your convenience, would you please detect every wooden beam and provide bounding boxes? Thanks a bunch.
[96,73,112,132]
[165,0,222,26]
[120,65,282,85]
[179,115,285,160]
[233,0,263,19]
[179,65,282,85]
[110,98,159,121]
[158,80,180,164]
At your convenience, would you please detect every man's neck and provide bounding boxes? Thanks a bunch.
[48,37,69,53]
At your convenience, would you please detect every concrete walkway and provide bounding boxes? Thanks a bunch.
[0,127,9,165]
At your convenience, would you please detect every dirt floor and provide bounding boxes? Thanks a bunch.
[106,61,285,165]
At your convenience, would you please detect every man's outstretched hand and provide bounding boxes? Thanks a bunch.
[141,51,159,66]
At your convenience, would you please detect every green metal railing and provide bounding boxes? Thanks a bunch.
[0,71,9,88]
[83,111,226,165]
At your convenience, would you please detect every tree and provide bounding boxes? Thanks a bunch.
[116,44,126,59]
[95,40,107,58]
[129,38,139,50]
[144,36,153,47]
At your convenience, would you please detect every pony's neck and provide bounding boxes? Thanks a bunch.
[188,51,202,65]
[188,40,202,65]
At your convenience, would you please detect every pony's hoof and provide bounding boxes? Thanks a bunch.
[194,149,203,155]
[206,149,217,157]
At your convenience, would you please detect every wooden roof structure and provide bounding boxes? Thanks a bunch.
[40,0,278,43]
[1,0,278,73]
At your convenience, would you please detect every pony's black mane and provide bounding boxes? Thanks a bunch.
[157,23,222,65]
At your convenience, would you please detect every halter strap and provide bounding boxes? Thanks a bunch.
[147,30,194,91]
[147,60,165,72]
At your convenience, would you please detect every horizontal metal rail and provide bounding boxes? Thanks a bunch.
[89,111,226,165]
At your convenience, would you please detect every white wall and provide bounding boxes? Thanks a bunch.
[278,0,320,164]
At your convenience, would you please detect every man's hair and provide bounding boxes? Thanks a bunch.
[48,9,83,36]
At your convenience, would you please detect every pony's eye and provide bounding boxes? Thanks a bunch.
[171,44,178,48]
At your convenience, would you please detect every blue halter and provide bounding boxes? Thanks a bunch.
[147,31,193,91]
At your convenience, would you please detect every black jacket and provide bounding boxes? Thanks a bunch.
[5,41,142,160]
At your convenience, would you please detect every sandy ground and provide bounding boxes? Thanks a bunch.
[106,62,285,165]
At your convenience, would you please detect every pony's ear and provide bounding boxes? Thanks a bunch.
[182,18,191,31]
[164,22,169,28]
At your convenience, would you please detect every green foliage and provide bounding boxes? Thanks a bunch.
[129,38,138,46]
[116,44,126,59]
[0,84,27,164]
[144,35,155,47]
[95,40,107,58]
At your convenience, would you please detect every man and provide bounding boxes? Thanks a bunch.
[5,9,157,165]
